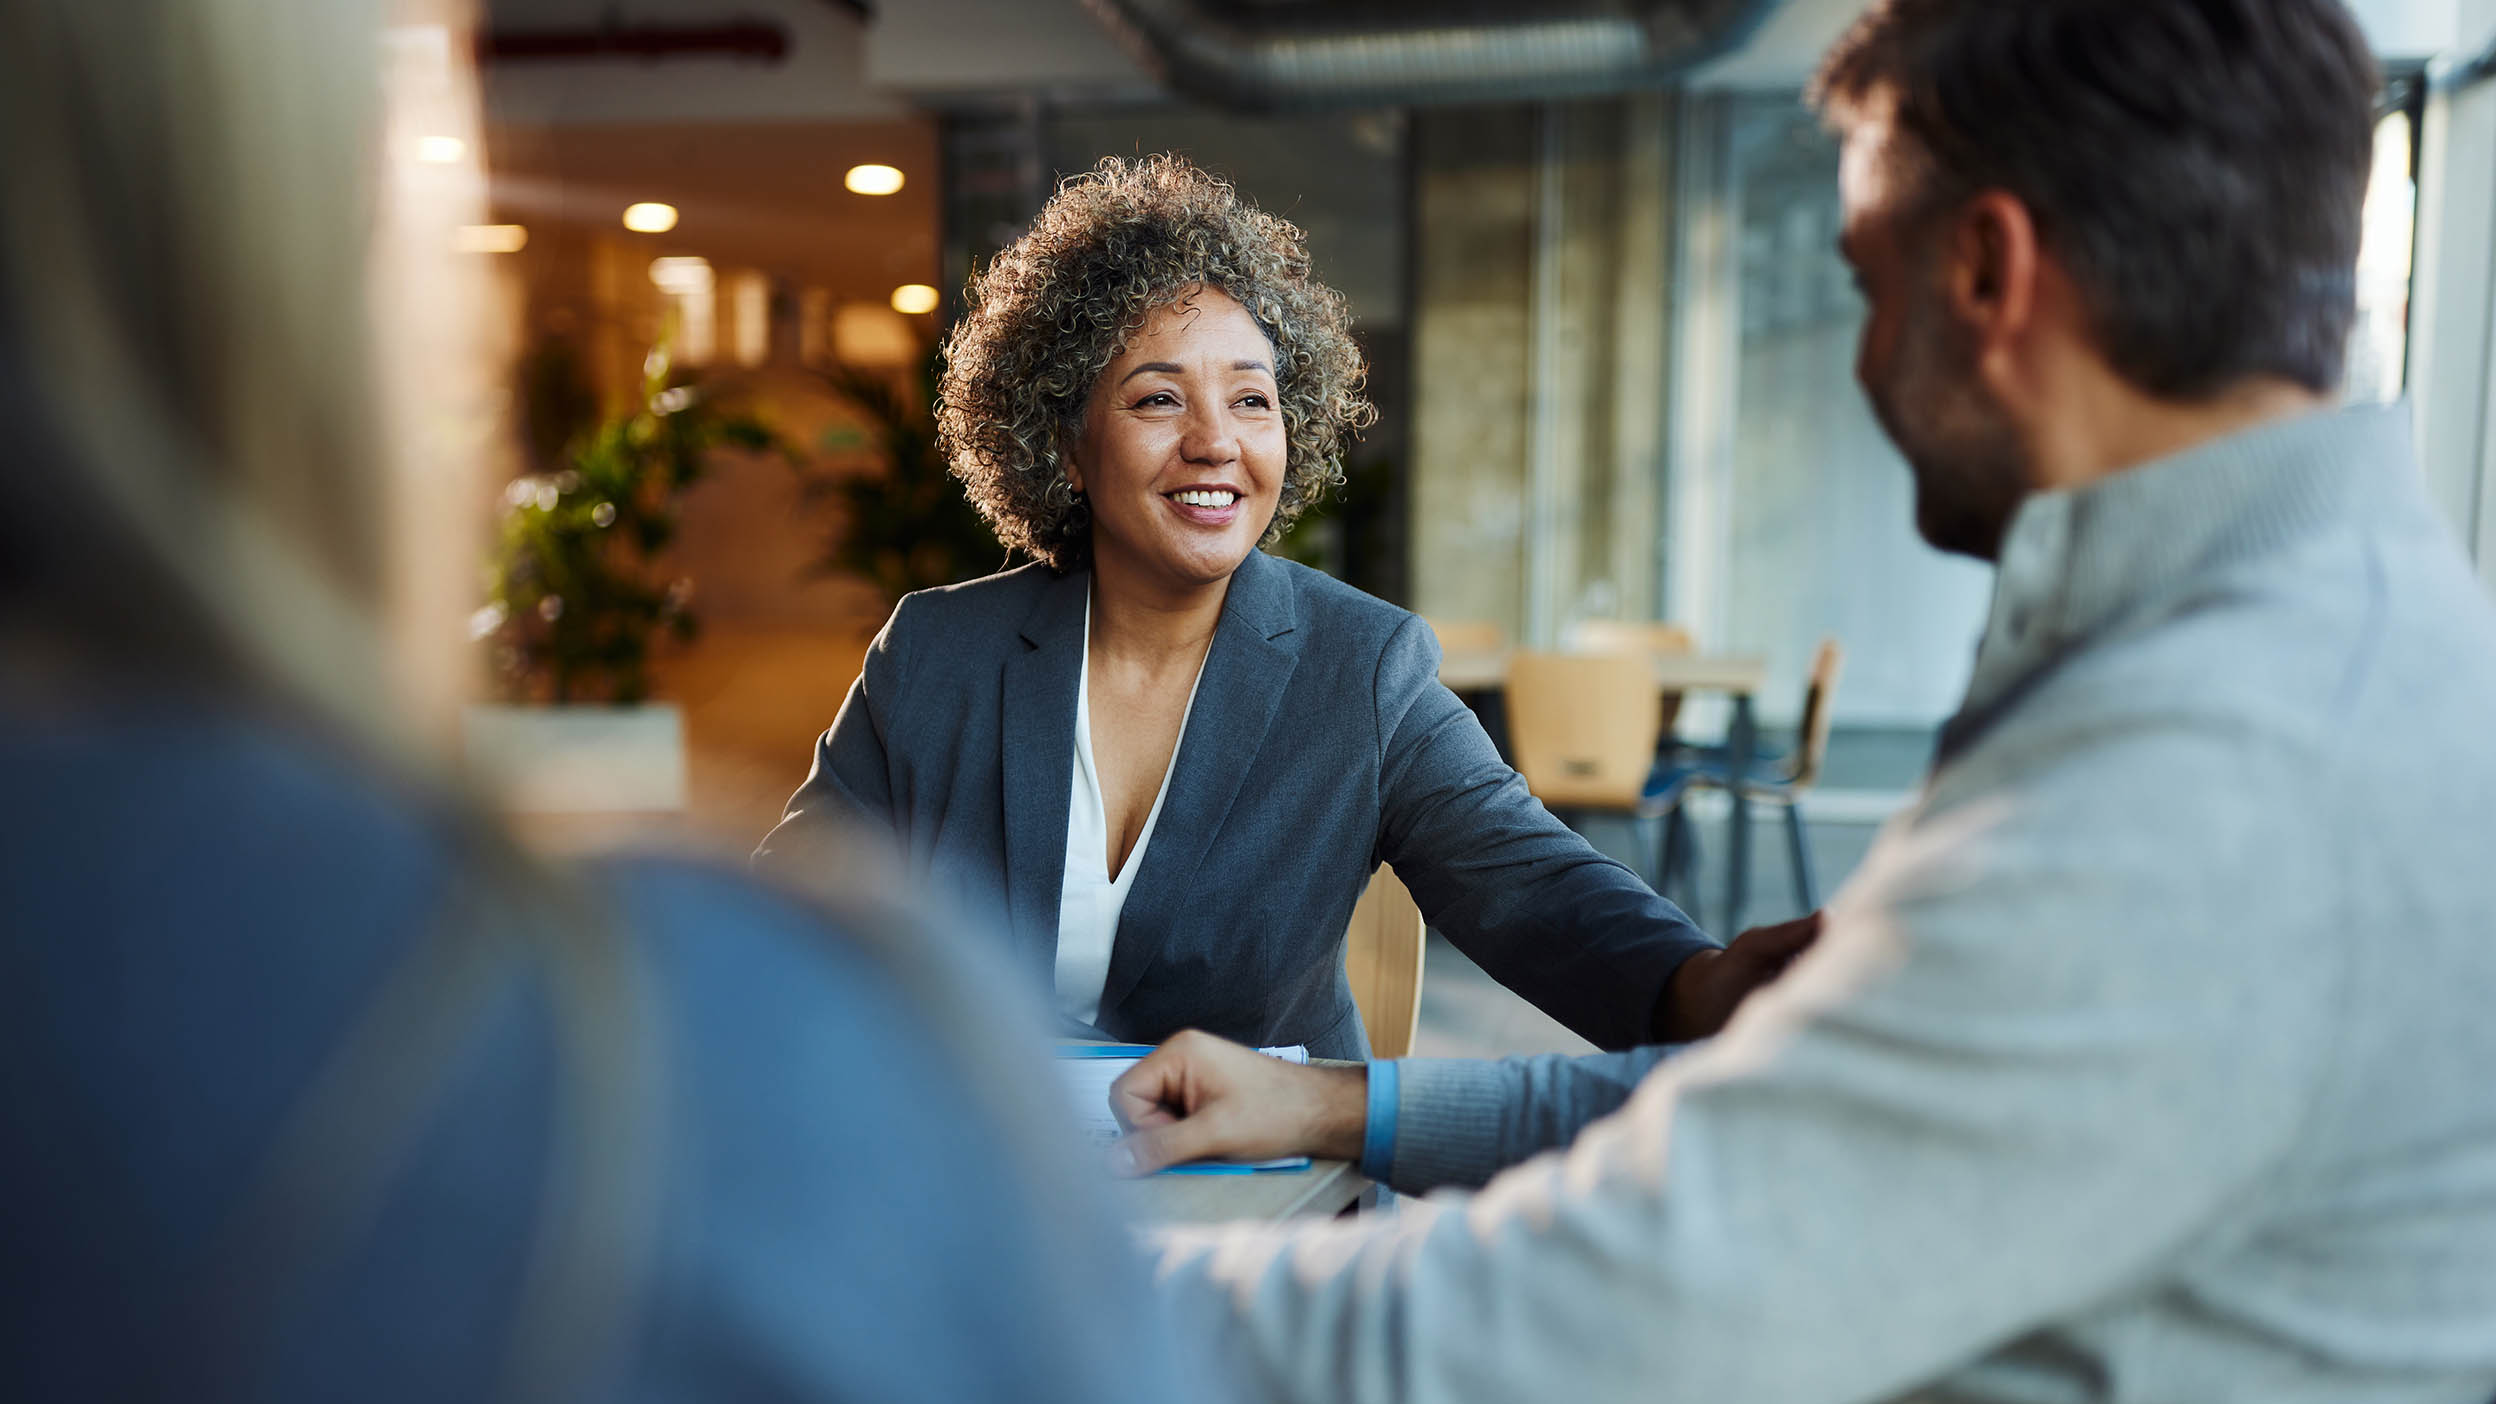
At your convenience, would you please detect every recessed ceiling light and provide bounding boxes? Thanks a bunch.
[890,283,940,316]
[623,202,679,233]
[454,224,527,254]
[649,256,715,294]
[845,163,906,196]
[417,135,468,165]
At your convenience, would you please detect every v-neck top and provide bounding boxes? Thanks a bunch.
[1054,597,1207,1027]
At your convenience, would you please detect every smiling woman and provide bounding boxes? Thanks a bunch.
[757,156,1784,1061]
[939,155,1369,571]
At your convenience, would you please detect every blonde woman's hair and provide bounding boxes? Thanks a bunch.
[0,0,503,735]
[0,7,672,1396]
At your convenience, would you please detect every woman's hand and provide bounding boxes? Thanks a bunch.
[1106,1031,1369,1175]
[1659,910,1825,1040]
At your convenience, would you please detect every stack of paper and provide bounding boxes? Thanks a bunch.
[1054,1043,1312,1174]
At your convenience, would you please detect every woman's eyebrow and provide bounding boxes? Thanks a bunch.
[1115,358,1275,385]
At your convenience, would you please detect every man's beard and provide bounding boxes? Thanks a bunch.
[1865,293,2030,563]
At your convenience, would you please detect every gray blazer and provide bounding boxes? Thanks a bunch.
[757,549,1713,1060]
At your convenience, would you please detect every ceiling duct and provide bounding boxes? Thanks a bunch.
[1081,0,1779,112]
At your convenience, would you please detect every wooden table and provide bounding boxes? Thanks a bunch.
[1436,650,1768,699]
[1436,649,1772,935]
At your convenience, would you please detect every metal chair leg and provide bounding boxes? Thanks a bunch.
[1659,806,1684,901]
[1661,804,1704,928]
[1783,800,1818,912]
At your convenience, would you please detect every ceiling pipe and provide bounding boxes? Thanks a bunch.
[478,19,790,66]
[1080,0,1780,112]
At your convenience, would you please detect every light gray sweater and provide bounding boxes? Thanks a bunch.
[1158,404,2496,1404]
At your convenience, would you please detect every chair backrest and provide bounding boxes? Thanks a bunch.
[1424,617,1508,657]
[1563,619,1694,658]
[1343,863,1425,1059]
[1563,619,1695,736]
[1503,651,1664,810]
[1788,638,1846,790]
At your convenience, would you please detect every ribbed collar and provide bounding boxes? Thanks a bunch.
[1954,402,2416,730]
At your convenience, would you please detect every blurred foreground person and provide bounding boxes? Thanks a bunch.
[1109,2,2496,1400]
[0,3,1201,1402]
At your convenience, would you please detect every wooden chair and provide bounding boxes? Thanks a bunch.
[1343,863,1426,1059]
[1501,652,1684,901]
[1505,651,1666,810]
[1563,618,1695,737]
[1662,638,1846,915]
[1424,617,1507,658]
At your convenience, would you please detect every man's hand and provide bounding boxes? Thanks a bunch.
[1106,1030,1369,1176]
[1660,910,1824,1040]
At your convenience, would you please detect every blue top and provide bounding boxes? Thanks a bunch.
[0,708,1214,1404]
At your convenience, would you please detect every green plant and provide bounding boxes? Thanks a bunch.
[804,349,1002,603]
[1271,451,1395,584]
[476,342,776,704]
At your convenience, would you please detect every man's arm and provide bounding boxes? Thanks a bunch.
[1143,727,2339,1403]
[1372,1047,1673,1192]
[1116,913,1816,1187]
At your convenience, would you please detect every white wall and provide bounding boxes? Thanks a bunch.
[866,0,1152,98]
[2352,0,2466,57]
[2407,1,2496,586]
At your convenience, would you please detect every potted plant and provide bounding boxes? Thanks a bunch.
[465,337,777,814]
[802,348,1002,604]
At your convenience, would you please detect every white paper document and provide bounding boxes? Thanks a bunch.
[1054,1043,1312,1173]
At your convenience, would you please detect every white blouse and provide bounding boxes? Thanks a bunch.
[1054,598,1206,1028]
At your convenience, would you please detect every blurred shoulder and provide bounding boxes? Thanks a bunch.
[888,561,1060,634]
[0,706,452,937]
[867,562,1067,688]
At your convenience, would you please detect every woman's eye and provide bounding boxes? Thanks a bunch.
[1237,393,1272,410]
[1136,391,1177,408]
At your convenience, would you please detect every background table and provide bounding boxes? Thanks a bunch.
[1437,650,1771,934]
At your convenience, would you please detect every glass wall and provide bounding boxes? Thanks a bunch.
[1693,98,1993,729]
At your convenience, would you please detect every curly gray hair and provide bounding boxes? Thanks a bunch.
[936,154,1376,571]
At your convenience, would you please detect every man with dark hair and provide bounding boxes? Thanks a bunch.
[1102,2,2496,1401]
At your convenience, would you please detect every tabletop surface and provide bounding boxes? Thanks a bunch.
[1438,649,1770,695]
[1109,1157,1370,1225]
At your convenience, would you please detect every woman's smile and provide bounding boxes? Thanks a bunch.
[1162,484,1244,527]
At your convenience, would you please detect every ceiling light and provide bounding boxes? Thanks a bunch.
[650,256,715,295]
[417,135,468,165]
[622,202,678,233]
[454,224,528,254]
[890,283,939,316]
[844,163,906,196]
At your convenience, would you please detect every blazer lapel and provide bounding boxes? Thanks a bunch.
[1000,568,1088,986]
[1096,551,1301,1027]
